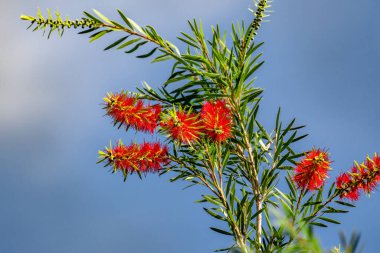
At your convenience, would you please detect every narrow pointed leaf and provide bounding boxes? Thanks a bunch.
[210,227,233,236]
[104,36,129,50]
[137,47,158,58]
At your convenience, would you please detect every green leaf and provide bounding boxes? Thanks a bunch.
[302,201,322,208]
[210,227,233,236]
[125,41,148,53]
[177,35,199,49]
[78,27,98,34]
[203,195,223,206]
[127,17,145,35]
[93,9,111,24]
[335,200,356,208]
[166,40,181,55]
[151,53,171,63]
[275,188,292,206]
[117,38,141,49]
[117,9,133,29]
[108,20,124,29]
[203,208,226,221]
[83,11,102,23]
[302,215,314,223]
[291,134,308,143]
[225,174,233,197]
[214,247,233,252]
[318,216,341,224]
[251,207,264,220]
[137,47,158,58]
[310,222,328,228]
[285,176,297,199]
[89,30,110,43]
[327,182,336,198]
[244,61,264,81]
[324,206,348,214]
[229,181,236,207]
[104,36,129,50]
[221,149,231,169]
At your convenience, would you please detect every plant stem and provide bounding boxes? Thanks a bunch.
[292,188,306,225]
[203,143,249,251]
[229,100,262,250]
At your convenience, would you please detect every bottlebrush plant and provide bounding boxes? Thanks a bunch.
[21,0,377,252]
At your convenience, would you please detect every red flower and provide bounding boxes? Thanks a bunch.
[160,108,203,143]
[99,141,169,174]
[336,172,360,201]
[336,153,380,201]
[344,186,360,201]
[336,173,350,189]
[201,99,233,142]
[104,92,161,134]
[365,154,380,182]
[293,148,331,191]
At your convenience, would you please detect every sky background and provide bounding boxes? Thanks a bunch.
[1,0,380,252]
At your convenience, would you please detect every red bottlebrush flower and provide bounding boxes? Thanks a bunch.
[201,99,233,142]
[365,154,380,183]
[336,173,350,189]
[344,186,360,201]
[293,148,331,191]
[336,172,360,201]
[104,92,161,134]
[336,153,380,201]
[352,164,377,194]
[99,141,169,174]
[160,108,203,143]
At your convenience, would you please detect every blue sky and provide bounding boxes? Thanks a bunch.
[1,0,380,252]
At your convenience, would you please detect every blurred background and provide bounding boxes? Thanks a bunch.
[1,0,379,252]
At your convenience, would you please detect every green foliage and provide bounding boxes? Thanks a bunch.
[22,1,364,252]
[273,209,363,253]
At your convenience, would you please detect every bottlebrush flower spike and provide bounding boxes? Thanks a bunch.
[104,91,161,134]
[98,141,169,175]
[201,99,233,142]
[293,148,331,191]
[336,172,360,201]
[160,107,203,144]
[336,154,380,201]
[365,154,380,182]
